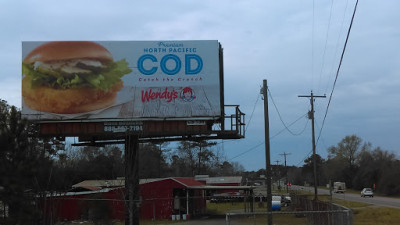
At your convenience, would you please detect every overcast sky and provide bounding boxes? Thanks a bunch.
[1,0,399,171]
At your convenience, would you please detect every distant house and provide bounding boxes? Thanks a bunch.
[204,176,243,186]
[195,175,244,197]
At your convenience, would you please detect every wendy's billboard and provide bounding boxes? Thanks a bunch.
[21,41,222,121]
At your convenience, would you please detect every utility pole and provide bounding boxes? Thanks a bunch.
[298,91,325,200]
[274,160,280,191]
[280,152,291,193]
[261,79,272,225]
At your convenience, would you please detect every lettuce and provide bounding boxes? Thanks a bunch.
[22,59,132,91]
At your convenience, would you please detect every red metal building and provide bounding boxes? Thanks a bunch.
[41,177,206,221]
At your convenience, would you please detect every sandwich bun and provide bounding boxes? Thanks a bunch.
[23,41,113,64]
[22,77,122,114]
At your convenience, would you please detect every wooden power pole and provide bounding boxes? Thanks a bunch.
[261,79,272,225]
[298,91,325,200]
[279,152,291,193]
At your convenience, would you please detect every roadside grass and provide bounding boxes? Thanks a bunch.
[206,201,247,214]
[353,207,400,225]
[208,201,308,225]
[208,200,400,225]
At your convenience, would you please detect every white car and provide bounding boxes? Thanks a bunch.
[361,188,374,197]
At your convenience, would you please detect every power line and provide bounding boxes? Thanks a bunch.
[317,0,335,94]
[317,0,359,146]
[229,141,265,161]
[268,88,309,136]
[229,113,308,161]
[296,149,313,167]
[324,0,351,94]
[246,93,260,132]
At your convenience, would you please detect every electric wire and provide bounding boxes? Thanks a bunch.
[311,0,315,90]
[317,0,335,94]
[245,93,260,132]
[268,88,309,136]
[229,112,308,161]
[324,0,351,94]
[296,0,355,167]
[316,0,359,146]
[296,119,328,167]
[296,150,313,167]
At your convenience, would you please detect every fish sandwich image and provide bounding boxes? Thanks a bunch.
[22,41,132,114]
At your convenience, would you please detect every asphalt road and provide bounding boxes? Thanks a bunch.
[292,185,400,209]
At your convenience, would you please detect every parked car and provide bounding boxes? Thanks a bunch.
[361,188,374,197]
[281,195,291,207]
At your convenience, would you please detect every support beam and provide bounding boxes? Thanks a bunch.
[125,135,139,225]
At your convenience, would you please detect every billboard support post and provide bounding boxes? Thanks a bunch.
[125,135,139,225]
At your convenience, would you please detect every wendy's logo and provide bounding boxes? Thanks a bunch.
[181,87,196,102]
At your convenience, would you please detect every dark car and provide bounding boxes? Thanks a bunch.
[281,195,291,207]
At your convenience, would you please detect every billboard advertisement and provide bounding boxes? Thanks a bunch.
[22,41,222,121]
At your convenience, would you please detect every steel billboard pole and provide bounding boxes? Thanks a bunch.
[262,79,272,225]
[125,135,140,225]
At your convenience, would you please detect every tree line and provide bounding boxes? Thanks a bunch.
[244,135,400,196]
[55,139,244,190]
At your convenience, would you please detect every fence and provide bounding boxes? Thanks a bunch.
[225,194,353,225]
[2,191,353,225]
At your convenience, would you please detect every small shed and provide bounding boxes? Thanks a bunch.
[140,177,206,220]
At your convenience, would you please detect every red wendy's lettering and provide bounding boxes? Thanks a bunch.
[141,88,178,103]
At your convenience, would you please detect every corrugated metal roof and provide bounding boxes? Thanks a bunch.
[139,178,164,184]
[72,176,243,191]
[201,176,243,185]
[173,177,204,187]
[72,179,125,188]
[72,177,204,189]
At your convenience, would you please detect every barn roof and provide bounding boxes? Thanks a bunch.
[139,177,204,187]
[72,179,125,189]
[72,177,204,189]
[196,176,243,185]
[173,177,205,187]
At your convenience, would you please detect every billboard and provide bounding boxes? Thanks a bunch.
[22,41,222,121]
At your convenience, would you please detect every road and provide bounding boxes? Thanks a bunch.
[292,185,400,209]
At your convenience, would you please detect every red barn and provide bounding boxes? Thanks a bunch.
[41,177,206,221]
